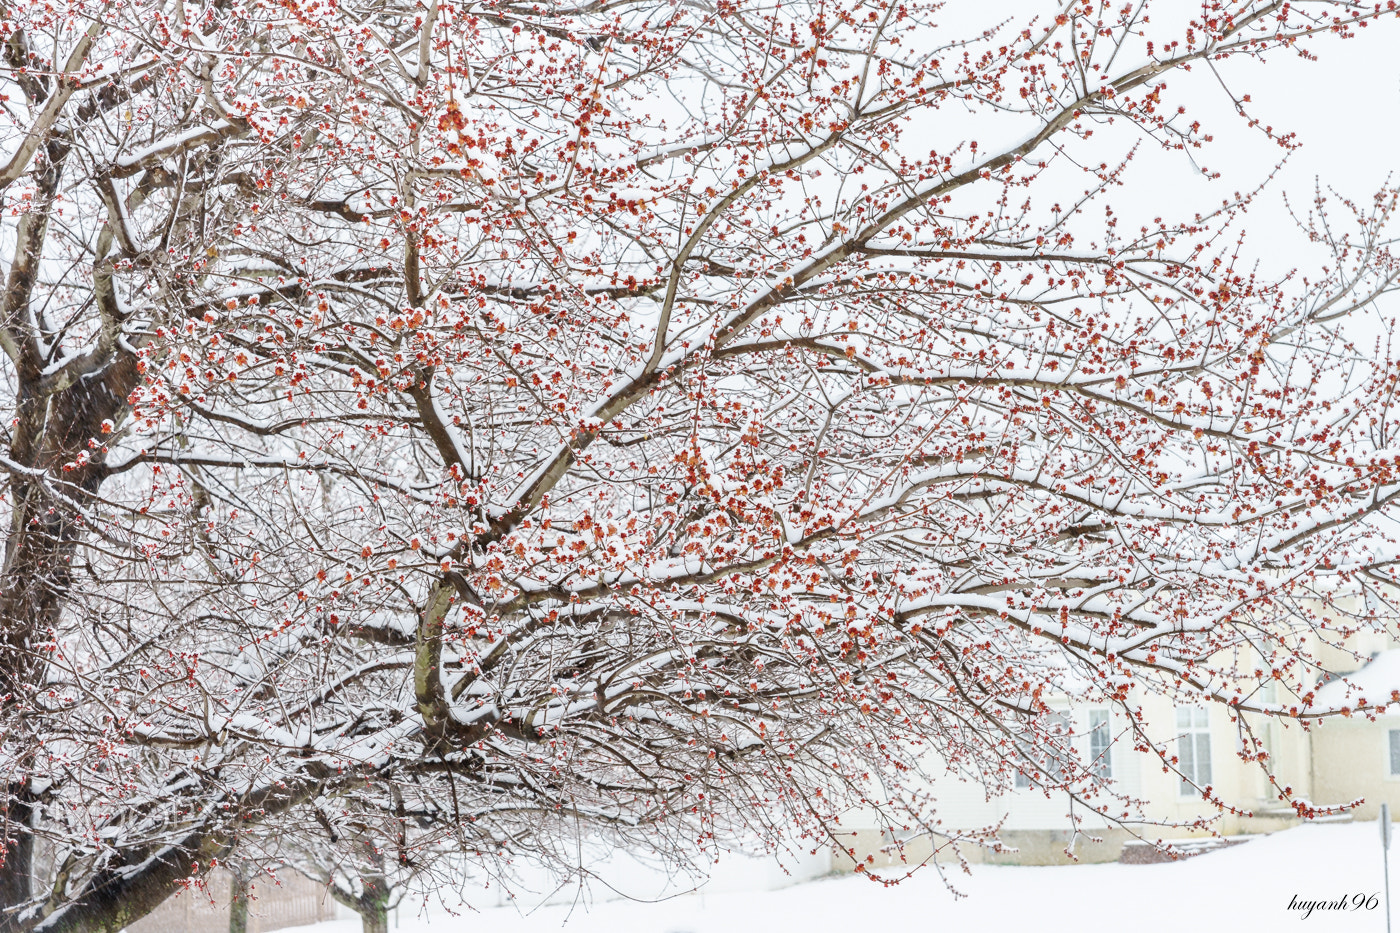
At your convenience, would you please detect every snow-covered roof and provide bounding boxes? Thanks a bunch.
[1313,649,1400,708]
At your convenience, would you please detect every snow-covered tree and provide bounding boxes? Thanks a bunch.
[2,0,1400,929]
[282,806,406,933]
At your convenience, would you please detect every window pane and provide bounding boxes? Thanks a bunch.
[1090,710,1111,780]
[1196,733,1212,786]
[1016,710,1073,789]
[1390,730,1400,776]
[1176,707,1192,729]
[1180,730,1196,783]
[1044,712,1072,782]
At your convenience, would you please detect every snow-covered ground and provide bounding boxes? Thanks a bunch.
[291,823,1400,933]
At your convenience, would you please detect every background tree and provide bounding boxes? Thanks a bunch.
[2,1,1400,931]
[290,819,403,933]
[317,844,396,933]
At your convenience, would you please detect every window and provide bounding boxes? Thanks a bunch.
[1015,711,1073,789]
[1089,709,1112,780]
[1177,707,1212,795]
[1389,729,1400,778]
[1234,719,1276,796]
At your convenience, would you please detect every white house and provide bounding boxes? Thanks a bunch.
[837,619,1400,868]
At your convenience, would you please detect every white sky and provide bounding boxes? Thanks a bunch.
[1128,22,1399,280]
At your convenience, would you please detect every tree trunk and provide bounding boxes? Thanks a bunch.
[327,875,392,933]
[0,790,32,915]
[0,357,141,926]
[360,898,389,933]
[228,871,251,933]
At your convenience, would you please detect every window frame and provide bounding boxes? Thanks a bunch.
[1088,708,1113,781]
[1176,706,1212,797]
[1387,727,1400,781]
[1014,709,1074,790]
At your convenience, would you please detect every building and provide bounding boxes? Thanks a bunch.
[1310,648,1400,822]
[837,609,1400,868]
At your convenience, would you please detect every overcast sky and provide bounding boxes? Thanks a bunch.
[1139,21,1399,279]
